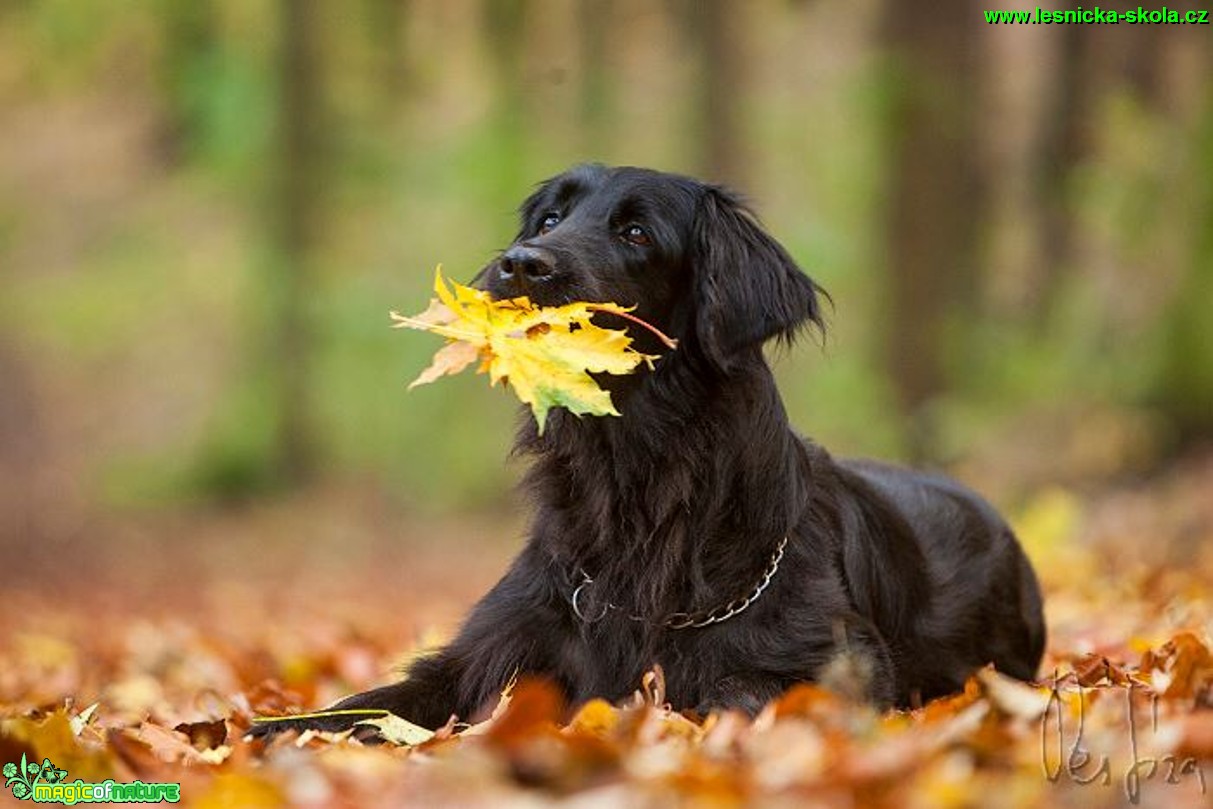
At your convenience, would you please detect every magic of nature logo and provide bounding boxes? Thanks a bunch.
[3,753,180,804]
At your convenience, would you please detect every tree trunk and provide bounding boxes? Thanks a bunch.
[363,0,413,113]
[1153,75,1213,443]
[688,0,746,187]
[1033,26,1091,315]
[484,0,531,195]
[577,0,612,158]
[157,0,218,164]
[881,0,984,462]
[268,0,326,486]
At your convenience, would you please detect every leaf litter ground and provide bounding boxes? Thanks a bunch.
[2,459,1213,808]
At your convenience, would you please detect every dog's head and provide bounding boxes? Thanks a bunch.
[481,164,825,373]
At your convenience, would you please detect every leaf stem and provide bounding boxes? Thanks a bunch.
[586,306,679,349]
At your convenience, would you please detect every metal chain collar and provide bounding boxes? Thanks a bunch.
[569,536,789,630]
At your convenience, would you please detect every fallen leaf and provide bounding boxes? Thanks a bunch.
[124,722,208,764]
[1175,711,1213,758]
[356,713,435,747]
[1,708,113,782]
[482,679,564,750]
[191,772,283,809]
[1158,632,1213,700]
[174,719,228,751]
[566,699,619,739]
[977,667,1052,720]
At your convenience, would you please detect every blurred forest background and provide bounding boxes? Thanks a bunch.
[1,0,1211,582]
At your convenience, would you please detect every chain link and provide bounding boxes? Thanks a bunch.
[568,536,789,630]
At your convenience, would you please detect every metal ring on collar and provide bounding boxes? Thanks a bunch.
[571,579,610,623]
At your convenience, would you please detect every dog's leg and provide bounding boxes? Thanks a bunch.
[692,614,899,716]
[818,612,900,705]
[249,550,565,740]
[246,651,464,740]
[696,674,791,716]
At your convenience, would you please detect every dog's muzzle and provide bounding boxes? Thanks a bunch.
[494,244,556,297]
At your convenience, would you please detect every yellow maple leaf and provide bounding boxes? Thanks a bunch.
[390,268,676,432]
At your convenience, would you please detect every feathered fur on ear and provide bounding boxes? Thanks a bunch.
[691,187,826,372]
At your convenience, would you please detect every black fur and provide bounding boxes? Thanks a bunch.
[251,164,1045,737]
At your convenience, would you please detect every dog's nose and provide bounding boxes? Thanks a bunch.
[498,245,555,285]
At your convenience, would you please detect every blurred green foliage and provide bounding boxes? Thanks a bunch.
[0,0,1209,521]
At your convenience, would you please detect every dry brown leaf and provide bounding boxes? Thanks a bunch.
[482,679,564,750]
[174,719,228,751]
[1156,632,1213,700]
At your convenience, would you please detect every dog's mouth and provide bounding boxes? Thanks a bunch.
[484,283,571,308]
[473,264,677,365]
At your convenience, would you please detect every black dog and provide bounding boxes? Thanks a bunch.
[253,164,1045,736]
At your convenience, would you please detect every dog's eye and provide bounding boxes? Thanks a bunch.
[539,214,561,234]
[622,224,650,246]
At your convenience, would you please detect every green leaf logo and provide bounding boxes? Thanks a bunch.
[5,752,35,800]
[2,753,67,801]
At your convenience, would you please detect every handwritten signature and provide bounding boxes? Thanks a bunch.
[1040,674,1206,804]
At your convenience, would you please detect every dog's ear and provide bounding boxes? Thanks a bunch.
[691,187,826,371]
